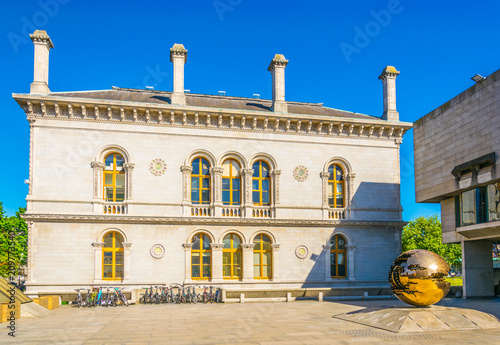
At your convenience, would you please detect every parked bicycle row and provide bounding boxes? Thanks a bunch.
[74,286,129,307]
[141,285,222,304]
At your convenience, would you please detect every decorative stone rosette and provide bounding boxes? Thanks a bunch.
[293,165,309,182]
[150,244,165,259]
[149,158,167,176]
[295,245,308,259]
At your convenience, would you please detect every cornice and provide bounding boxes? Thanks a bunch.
[12,94,412,141]
[21,213,406,228]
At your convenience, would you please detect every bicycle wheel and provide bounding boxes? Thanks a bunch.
[121,293,129,307]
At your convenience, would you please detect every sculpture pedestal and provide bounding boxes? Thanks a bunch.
[333,305,500,333]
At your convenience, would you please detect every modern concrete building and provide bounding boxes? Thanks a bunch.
[414,70,500,298]
[13,31,412,297]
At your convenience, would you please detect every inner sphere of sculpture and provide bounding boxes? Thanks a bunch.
[389,249,451,307]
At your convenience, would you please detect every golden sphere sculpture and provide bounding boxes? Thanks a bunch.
[389,249,451,307]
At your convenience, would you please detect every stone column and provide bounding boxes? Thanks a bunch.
[210,243,224,282]
[462,240,494,298]
[123,163,135,200]
[320,172,330,208]
[92,242,104,282]
[271,244,280,281]
[123,242,132,281]
[378,66,400,121]
[241,168,254,217]
[210,167,224,217]
[241,243,255,282]
[323,244,333,281]
[26,221,34,284]
[182,243,193,283]
[91,162,105,200]
[181,166,193,206]
[345,244,356,281]
[270,170,281,205]
[170,44,188,105]
[30,30,53,93]
[268,54,288,113]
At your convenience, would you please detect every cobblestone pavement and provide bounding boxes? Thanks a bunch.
[2,298,500,344]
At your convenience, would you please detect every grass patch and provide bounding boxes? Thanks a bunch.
[445,276,463,286]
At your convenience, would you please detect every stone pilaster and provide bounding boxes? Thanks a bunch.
[271,244,280,280]
[345,244,356,281]
[241,243,255,282]
[123,163,135,200]
[123,242,132,281]
[345,172,355,220]
[210,243,224,282]
[92,242,104,282]
[320,172,330,208]
[378,66,400,121]
[182,243,193,283]
[323,244,333,281]
[26,221,34,283]
[241,168,254,216]
[210,167,224,211]
[270,170,281,205]
[181,166,193,205]
[91,161,105,199]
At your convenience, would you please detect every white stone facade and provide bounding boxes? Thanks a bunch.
[14,32,412,295]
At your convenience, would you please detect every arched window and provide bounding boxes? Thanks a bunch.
[330,234,347,278]
[104,153,125,202]
[253,234,272,278]
[223,233,242,279]
[222,159,241,205]
[191,233,211,279]
[252,161,270,206]
[103,232,124,280]
[191,158,211,205]
[328,164,344,208]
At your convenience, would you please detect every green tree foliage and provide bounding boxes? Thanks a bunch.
[0,202,28,279]
[402,215,462,268]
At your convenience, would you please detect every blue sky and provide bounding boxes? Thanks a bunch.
[1,0,499,219]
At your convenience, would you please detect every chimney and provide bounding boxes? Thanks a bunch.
[268,54,288,113]
[30,30,53,94]
[170,43,188,105]
[378,66,400,121]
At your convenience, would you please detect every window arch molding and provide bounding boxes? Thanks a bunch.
[98,227,128,243]
[249,230,277,244]
[96,144,132,163]
[217,151,247,169]
[186,229,215,244]
[218,229,246,244]
[249,153,278,171]
[184,149,217,168]
[326,230,352,245]
[322,157,352,174]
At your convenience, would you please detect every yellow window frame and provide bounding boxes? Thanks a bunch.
[222,159,241,206]
[223,234,242,279]
[328,164,345,208]
[253,234,272,279]
[102,232,124,280]
[191,157,211,205]
[191,233,211,280]
[103,153,125,202]
[252,160,271,206]
[330,234,347,278]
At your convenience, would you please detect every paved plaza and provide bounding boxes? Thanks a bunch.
[3,298,500,344]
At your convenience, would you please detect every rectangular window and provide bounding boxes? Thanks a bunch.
[488,183,500,221]
[455,195,461,227]
[477,187,487,224]
[222,190,230,204]
[462,189,476,226]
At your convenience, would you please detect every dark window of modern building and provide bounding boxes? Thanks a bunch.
[457,182,500,227]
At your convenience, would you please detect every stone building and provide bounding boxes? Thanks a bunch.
[414,70,500,298]
[14,31,411,296]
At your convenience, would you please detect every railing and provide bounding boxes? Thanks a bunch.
[222,207,242,217]
[328,209,346,220]
[252,207,273,218]
[103,203,127,215]
[191,207,211,217]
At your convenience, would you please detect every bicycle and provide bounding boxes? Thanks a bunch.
[214,287,221,303]
[140,287,150,305]
[202,286,209,304]
[114,287,129,306]
[74,288,85,308]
